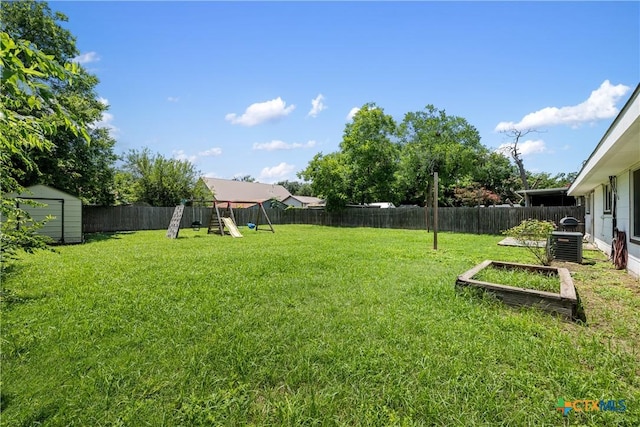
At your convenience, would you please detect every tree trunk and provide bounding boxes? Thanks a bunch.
[514,155,530,206]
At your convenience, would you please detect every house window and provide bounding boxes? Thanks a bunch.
[633,168,640,241]
[585,194,591,215]
[603,184,612,214]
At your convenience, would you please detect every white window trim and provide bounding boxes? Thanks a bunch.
[603,183,612,214]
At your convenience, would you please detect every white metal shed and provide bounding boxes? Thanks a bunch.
[15,184,83,244]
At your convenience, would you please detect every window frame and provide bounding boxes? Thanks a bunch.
[603,183,612,214]
[585,194,591,215]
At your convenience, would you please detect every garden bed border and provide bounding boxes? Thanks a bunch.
[456,260,579,320]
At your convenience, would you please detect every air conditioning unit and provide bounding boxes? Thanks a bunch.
[550,231,583,263]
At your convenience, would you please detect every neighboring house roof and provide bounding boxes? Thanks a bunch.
[516,188,570,196]
[283,195,325,206]
[569,83,640,196]
[200,177,291,203]
[516,187,575,207]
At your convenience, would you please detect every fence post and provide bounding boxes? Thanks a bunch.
[433,172,438,250]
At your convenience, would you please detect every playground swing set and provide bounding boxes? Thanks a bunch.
[166,199,275,239]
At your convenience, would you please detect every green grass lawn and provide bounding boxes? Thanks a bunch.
[1,225,638,426]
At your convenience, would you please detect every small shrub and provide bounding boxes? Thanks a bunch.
[0,197,54,280]
[503,219,556,265]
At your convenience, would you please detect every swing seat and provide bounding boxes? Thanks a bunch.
[191,220,202,231]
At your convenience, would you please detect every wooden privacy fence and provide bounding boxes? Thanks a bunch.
[83,206,213,233]
[234,206,585,234]
[83,205,585,235]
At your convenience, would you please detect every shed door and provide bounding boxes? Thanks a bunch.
[20,198,64,243]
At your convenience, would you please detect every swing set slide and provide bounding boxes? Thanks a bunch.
[222,217,243,238]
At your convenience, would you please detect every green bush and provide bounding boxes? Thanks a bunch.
[1,198,53,275]
[503,219,556,265]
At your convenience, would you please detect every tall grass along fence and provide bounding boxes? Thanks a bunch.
[83,205,585,235]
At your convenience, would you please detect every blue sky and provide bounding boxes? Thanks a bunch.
[53,1,639,183]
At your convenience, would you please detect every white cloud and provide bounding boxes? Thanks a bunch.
[170,147,222,164]
[172,150,197,163]
[252,140,316,151]
[259,162,295,181]
[90,98,118,134]
[495,80,631,132]
[225,97,295,126]
[198,147,222,157]
[346,107,360,121]
[167,96,179,102]
[91,112,118,135]
[307,94,327,117]
[498,139,547,156]
[72,51,100,64]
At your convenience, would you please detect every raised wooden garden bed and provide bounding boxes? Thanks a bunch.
[456,260,581,321]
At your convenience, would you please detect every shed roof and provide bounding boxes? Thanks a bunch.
[17,184,81,201]
[516,187,569,196]
[200,178,291,202]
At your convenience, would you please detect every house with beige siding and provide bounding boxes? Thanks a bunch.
[282,195,325,208]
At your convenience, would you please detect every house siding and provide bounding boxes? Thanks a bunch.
[284,197,303,208]
[589,170,640,277]
[628,165,640,276]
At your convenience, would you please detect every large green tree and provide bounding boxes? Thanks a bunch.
[340,103,399,205]
[298,152,349,211]
[526,171,577,190]
[299,104,398,210]
[276,180,314,196]
[119,148,201,207]
[396,105,485,206]
[1,0,117,205]
[472,151,520,204]
[1,30,89,264]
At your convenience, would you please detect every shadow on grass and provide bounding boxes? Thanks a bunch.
[176,234,208,239]
[0,288,47,311]
[455,281,588,324]
[0,391,12,412]
[0,262,22,279]
[83,231,135,244]
[580,255,599,266]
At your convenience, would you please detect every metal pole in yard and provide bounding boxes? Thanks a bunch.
[434,172,438,250]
